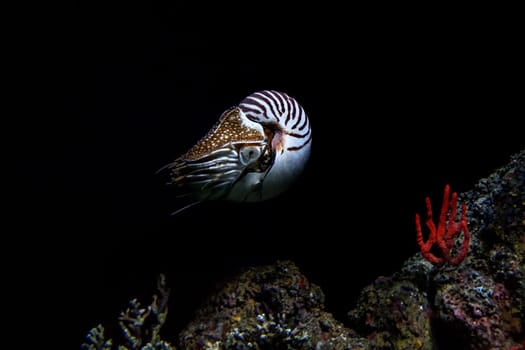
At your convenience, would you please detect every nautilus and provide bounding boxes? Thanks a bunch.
[159,90,312,214]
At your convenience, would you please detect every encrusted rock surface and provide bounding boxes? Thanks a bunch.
[179,260,368,349]
[347,150,524,349]
[182,150,524,349]
[82,150,524,349]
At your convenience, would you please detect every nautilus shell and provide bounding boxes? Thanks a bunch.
[159,90,311,212]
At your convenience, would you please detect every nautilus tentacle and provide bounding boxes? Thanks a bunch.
[159,90,311,211]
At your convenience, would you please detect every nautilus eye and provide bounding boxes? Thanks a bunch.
[159,90,311,213]
[239,145,263,166]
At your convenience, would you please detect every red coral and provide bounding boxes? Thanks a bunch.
[415,184,470,266]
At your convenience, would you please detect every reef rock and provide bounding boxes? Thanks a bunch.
[348,150,524,349]
[179,260,368,349]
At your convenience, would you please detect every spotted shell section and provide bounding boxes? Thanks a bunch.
[182,107,265,161]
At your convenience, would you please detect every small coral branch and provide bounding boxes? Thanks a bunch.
[81,325,113,350]
[81,274,175,350]
[119,274,171,349]
[415,184,470,266]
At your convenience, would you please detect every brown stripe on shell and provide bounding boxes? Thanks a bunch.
[287,126,311,138]
[268,90,285,115]
[287,133,312,151]
[255,91,280,122]
[287,95,296,126]
[291,99,303,129]
[297,109,309,131]
[240,97,268,119]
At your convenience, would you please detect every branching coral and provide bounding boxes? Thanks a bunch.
[415,184,470,266]
[81,274,174,350]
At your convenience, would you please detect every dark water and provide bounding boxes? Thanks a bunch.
[22,4,525,346]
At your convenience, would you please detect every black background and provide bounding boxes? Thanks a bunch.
[28,2,525,346]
